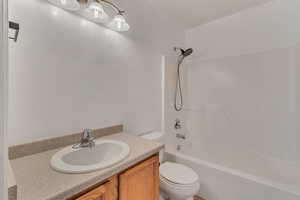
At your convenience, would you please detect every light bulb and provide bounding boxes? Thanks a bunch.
[82,2,109,23]
[93,9,99,18]
[48,0,80,11]
[109,14,130,32]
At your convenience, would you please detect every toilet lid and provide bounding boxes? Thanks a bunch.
[160,162,198,185]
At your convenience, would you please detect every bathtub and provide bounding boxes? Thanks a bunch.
[163,148,300,200]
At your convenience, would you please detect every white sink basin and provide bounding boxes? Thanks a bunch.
[50,139,130,174]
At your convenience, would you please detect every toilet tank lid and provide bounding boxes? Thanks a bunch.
[160,162,198,185]
[141,131,163,140]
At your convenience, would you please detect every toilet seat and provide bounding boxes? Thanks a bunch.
[160,176,196,189]
[160,162,199,186]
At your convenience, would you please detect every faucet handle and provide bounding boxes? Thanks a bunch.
[82,129,93,140]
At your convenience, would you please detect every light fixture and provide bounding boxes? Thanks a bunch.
[108,14,130,32]
[82,1,109,23]
[48,0,80,11]
[46,0,130,32]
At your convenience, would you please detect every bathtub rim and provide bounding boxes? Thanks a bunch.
[165,149,300,197]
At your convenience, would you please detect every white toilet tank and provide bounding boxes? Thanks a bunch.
[141,131,163,141]
[141,131,164,163]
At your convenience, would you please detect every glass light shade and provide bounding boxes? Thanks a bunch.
[48,0,80,11]
[82,2,109,23]
[108,14,130,32]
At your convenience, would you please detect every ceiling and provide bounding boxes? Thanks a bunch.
[148,0,273,29]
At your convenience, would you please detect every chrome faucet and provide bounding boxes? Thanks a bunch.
[73,129,95,149]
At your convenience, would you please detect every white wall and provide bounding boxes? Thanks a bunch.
[0,0,8,199]
[181,0,300,173]
[8,0,184,145]
[0,8,4,198]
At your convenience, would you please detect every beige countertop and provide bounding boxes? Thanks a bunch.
[10,133,164,200]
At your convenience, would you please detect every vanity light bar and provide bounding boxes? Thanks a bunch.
[47,0,130,32]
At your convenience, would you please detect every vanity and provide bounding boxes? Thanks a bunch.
[9,127,164,200]
[68,154,159,200]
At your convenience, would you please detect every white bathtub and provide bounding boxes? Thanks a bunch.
[164,149,300,200]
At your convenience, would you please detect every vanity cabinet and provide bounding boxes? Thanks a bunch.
[69,154,159,200]
[119,155,159,200]
[76,184,108,200]
[69,176,118,200]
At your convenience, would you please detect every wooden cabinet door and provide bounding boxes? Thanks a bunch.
[119,154,159,200]
[70,176,118,200]
[76,184,107,200]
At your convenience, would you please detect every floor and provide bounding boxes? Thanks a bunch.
[194,196,206,200]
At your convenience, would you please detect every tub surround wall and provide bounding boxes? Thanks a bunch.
[186,46,300,167]
[8,0,184,146]
[163,0,300,199]
[184,0,300,170]
[162,55,190,149]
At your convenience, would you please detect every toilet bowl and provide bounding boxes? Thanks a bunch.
[140,132,200,200]
[159,162,200,200]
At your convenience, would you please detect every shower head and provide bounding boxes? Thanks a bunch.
[174,47,194,57]
[173,47,193,111]
[182,48,193,57]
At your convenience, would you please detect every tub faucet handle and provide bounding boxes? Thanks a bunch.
[177,144,182,151]
[176,133,186,140]
[175,118,181,129]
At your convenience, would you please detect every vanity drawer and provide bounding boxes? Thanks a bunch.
[76,184,107,200]
[69,176,118,200]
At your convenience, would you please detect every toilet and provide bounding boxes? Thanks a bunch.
[141,132,200,200]
[160,162,200,200]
